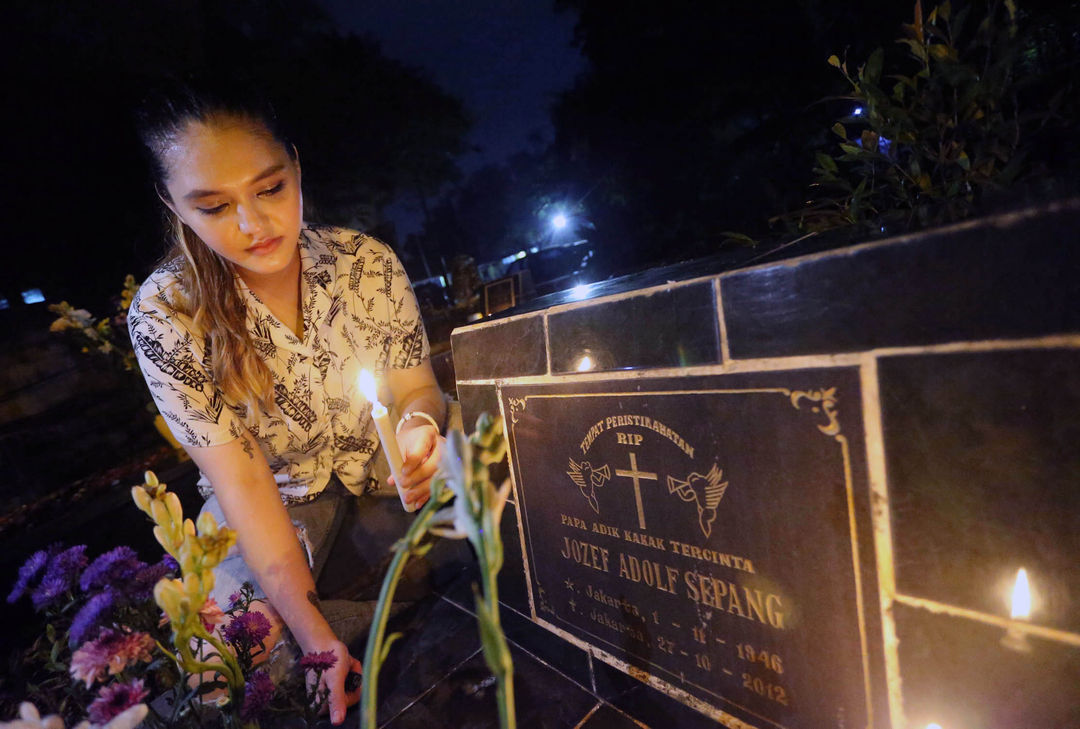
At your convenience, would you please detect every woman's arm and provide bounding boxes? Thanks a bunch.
[386,360,447,509]
[185,434,360,724]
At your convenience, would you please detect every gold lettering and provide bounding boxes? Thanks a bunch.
[560,537,610,573]
[766,594,786,629]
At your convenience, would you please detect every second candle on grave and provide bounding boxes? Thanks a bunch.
[357,368,416,512]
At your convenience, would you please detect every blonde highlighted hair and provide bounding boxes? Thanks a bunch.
[164,215,275,413]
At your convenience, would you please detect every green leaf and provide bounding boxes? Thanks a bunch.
[815,153,839,173]
[831,123,847,140]
[379,632,403,664]
[938,0,951,21]
[957,151,970,170]
[827,55,841,68]
[862,48,884,83]
[720,231,758,247]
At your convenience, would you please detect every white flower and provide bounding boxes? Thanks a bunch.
[2,703,148,729]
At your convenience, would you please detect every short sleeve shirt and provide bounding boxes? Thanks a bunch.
[128,225,430,504]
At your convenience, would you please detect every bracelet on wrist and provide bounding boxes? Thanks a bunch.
[395,410,441,435]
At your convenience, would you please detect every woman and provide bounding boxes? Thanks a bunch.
[129,81,447,725]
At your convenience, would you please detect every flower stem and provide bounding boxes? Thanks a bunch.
[360,493,450,728]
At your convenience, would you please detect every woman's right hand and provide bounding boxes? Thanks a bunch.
[310,638,363,725]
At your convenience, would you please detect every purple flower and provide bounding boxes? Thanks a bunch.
[80,546,146,593]
[7,550,49,603]
[300,650,338,673]
[240,670,275,721]
[222,610,271,649]
[129,559,173,602]
[161,554,179,573]
[87,678,149,724]
[70,590,116,648]
[226,591,242,611]
[47,545,88,584]
[30,574,68,611]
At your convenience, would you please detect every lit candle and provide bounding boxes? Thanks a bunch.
[358,369,415,512]
[1000,567,1032,652]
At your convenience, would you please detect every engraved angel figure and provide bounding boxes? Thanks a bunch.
[567,458,611,513]
[667,463,728,537]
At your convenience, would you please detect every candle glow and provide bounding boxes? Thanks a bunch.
[358,368,379,405]
[1010,568,1031,620]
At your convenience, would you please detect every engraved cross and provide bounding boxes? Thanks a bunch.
[615,452,657,529]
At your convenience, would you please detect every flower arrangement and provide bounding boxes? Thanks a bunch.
[4,473,344,729]
[5,414,517,728]
[48,276,141,378]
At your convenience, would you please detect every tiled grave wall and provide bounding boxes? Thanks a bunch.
[450,201,1080,729]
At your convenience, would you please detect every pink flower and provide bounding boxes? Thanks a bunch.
[87,679,149,724]
[199,597,227,632]
[299,650,338,673]
[70,629,155,688]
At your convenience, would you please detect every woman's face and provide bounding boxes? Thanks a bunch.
[160,117,303,283]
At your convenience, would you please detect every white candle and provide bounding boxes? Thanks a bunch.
[358,369,415,512]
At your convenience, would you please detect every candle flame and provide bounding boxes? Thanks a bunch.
[358,369,379,404]
[1010,568,1031,620]
[925,724,943,729]
[575,354,594,372]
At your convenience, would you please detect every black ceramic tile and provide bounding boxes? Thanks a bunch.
[723,204,1080,358]
[499,602,592,691]
[380,642,598,729]
[451,315,548,381]
[894,602,1080,729]
[881,349,1080,633]
[548,282,720,373]
[497,502,530,618]
[442,564,481,613]
[457,384,501,434]
[577,703,648,729]
[591,659,724,729]
[374,596,484,725]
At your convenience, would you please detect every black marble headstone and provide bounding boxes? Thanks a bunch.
[502,370,887,729]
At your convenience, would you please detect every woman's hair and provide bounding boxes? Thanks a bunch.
[135,78,295,413]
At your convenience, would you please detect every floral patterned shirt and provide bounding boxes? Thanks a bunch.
[128,225,429,503]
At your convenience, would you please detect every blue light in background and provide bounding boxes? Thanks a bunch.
[21,288,45,304]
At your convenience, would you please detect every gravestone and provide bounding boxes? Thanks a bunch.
[502,369,886,729]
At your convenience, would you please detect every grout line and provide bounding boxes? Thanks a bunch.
[543,313,552,375]
[715,278,731,365]
[376,647,483,729]
[572,701,603,729]
[453,333,1080,387]
[860,355,905,729]
[893,593,1080,647]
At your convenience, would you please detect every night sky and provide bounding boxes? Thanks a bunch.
[317,0,588,235]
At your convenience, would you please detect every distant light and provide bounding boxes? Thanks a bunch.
[529,246,539,254]
[569,283,591,301]
[853,106,864,116]
[516,250,527,260]
[926,724,943,729]
[438,275,447,287]
[21,288,45,304]
[501,253,518,265]
[0,298,8,310]
[575,354,594,372]
[552,213,568,230]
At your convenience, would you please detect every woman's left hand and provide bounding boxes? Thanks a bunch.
[390,423,444,509]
